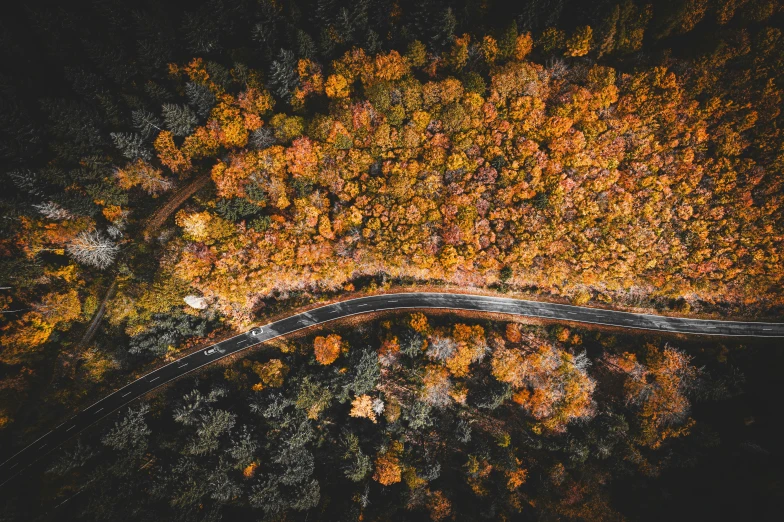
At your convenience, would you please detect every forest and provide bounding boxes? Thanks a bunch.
[1,0,783,520]
[6,313,781,521]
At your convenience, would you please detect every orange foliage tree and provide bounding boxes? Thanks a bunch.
[313,334,343,365]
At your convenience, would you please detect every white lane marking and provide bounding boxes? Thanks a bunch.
[150,376,160,382]
[178,363,189,368]
[357,304,368,307]
[66,425,76,432]
[10,463,18,469]
[706,326,717,329]
[39,444,46,450]
[330,310,339,313]
[122,391,132,397]
[94,408,103,415]
[236,339,248,345]
[567,312,577,315]
[388,300,399,303]
[763,328,773,331]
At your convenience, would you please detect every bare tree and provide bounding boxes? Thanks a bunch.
[67,230,120,269]
[33,201,73,220]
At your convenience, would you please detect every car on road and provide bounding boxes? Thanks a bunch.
[204,346,223,356]
[250,327,263,336]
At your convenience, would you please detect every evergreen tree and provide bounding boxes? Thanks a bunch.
[130,314,215,356]
[131,109,163,139]
[227,425,257,469]
[350,350,380,395]
[162,104,198,137]
[290,479,320,511]
[269,49,299,101]
[185,82,216,119]
[296,29,317,59]
[110,131,151,160]
[102,404,151,459]
[249,477,285,515]
[430,7,457,50]
[46,439,96,477]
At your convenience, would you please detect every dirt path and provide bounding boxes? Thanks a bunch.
[75,278,118,349]
[142,173,211,241]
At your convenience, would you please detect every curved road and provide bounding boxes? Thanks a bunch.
[2,291,783,486]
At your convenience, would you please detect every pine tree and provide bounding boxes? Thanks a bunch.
[131,109,163,139]
[181,8,221,54]
[185,82,216,119]
[110,132,152,160]
[252,0,284,60]
[183,409,236,456]
[518,0,565,32]
[46,439,96,477]
[102,404,151,459]
[351,350,380,395]
[269,49,299,101]
[66,230,120,269]
[249,478,285,515]
[290,479,320,511]
[8,169,44,197]
[161,104,198,136]
[228,425,258,469]
[431,7,457,50]
[296,30,317,59]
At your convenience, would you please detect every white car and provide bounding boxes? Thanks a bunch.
[204,346,222,356]
[250,327,263,336]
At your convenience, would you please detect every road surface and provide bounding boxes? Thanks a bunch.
[2,291,783,486]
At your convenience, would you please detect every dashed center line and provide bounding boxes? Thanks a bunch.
[66,425,76,432]
[122,391,131,397]
[178,363,189,368]
[149,376,160,382]
[357,304,368,307]
[388,300,399,303]
[236,339,248,345]
[39,444,47,450]
[94,408,103,415]
[10,463,18,469]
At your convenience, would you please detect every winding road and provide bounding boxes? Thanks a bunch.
[2,291,783,486]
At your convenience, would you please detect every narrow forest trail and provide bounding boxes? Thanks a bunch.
[75,279,117,349]
[142,173,211,241]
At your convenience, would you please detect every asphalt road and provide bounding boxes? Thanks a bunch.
[2,291,783,486]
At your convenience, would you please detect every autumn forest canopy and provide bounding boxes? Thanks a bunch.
[1,0,784,520]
